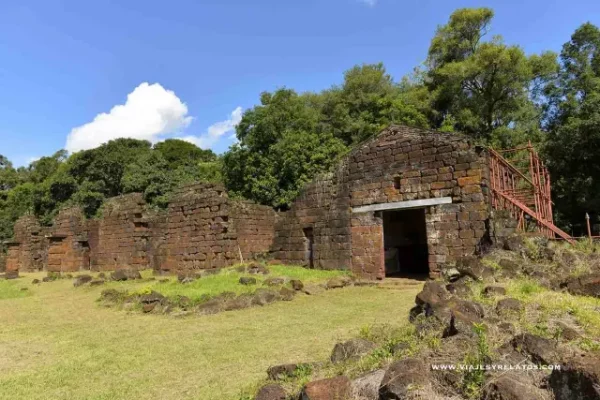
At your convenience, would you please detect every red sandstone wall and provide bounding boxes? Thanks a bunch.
[89,193,152,271]
[231,200,278,260]
[273,125,491,279]
[5,216,47,272]
[47,208,90,272]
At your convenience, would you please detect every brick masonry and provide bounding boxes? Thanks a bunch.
[272,125,492,279]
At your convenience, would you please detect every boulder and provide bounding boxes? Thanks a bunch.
[379,358,430,400]
[442,267,461,282]
[73,275,93,287]
[484,373,551,400]
[199,268,222,277]
[549,355,600,400]
[98,272,106,279]
[556,321,582,341]
[142,303,156,313]
[248,263,269,275]
[498,258,520,277]
[196,298,225,315]
[456,256,493,280]
[330,338,376,363]
[562,273,600,298]
[255,384,286,400]
[224,294,254,311]
[32,279,40,285]
[89,279,105,287]
[42,277,53,282]
[351,369,385,400]
[99,288,124,303]
[483,286,507,296]
[504,235,524,252]
[239,277,257,285]
[446,281,472,297]
[290,279,304,291]
[496,298,523,315]
[139,291,165,304]
[300,376,351,400]
[415,281,451,309]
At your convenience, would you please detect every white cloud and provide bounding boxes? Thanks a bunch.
[359,0,377,6]
[65,82,192,153]
[180,107,243,149]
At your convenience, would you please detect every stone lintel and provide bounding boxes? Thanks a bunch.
[351,197,452,214]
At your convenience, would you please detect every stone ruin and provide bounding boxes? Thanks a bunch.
[3,126,516,279]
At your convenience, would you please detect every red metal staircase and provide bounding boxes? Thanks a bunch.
[487,143,574,244]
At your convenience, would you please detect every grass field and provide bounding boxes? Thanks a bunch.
[0,271,420,400]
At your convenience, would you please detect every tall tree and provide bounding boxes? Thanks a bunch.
[426,8,557,146]
[543,23,600,232]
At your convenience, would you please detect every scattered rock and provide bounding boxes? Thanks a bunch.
[326,276,351,289]
[263,277,285,286]
[351,369,385,400]
[42,277,53,283]
[498,258,520,277]
[506,333,560,365]
[442,267,461,282]
[31,279,40,284]
[556,321,582,341]
[224,294,254,311]
[142,303,156,313]
[139,291,165,305]
[239,277,257,285]
[5,271,19,280]
[99,288,123,303]
[196,297,225,315]
[562,273,600,298]
[200,268,221,277]
[290,279,304,291]
[484,372,551,400]
[549,355,600,400]
[415,281,451,309]
[110,269,141,281]
[98,272,106,279]
[255,384,286,400]
[73,275,93,287]
[456,256,493,280]
[446,280,471,297]
[496,298,523,315]
[379,358,430,400]
[303,285,325,295]
[252,289,279,306]
[483,286,507,296]
[497,322,515,334]
[301,376,351,400]
[279,287,295,301]
[159,278,169,283]
[248,263,269,275]
[330,338,376,363]
[20,287,28,291]
[391,341,411,355]
[267,363,307,380]
[89,280,105,286]
[504,235,524,252]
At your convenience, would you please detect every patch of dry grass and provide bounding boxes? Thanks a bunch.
[0,272,420,400]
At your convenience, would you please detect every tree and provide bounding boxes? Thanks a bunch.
[154,139,216,170]
[543,23,600,232]
[426,8,558,145]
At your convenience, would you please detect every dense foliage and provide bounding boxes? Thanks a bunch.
[1,7,599,245]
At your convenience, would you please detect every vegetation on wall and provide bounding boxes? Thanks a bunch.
[1,7,599,245]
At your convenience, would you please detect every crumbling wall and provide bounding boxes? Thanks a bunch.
[47,208,89,272]
[89,193,152,271]
[155,183,278,274]
[272,161,352,270]
[273,125,492,279]
[4,216,47,272]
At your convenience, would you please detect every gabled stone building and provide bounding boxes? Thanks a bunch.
[3,126,502,279]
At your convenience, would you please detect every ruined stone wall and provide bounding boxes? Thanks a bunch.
[273,125,492,279]
[5,216,47,272]
[272,161,352,271]
[89,193,152,271]
[47,208,89,272]
[155,183,278,274]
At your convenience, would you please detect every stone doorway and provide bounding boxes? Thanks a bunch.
[382,209,429,279]
[303,227,314,268]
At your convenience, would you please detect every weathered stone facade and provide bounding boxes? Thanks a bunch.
[4,184,278,275]
[272,125,491,279]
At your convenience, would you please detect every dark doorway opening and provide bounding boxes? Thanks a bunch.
[303,227,314,268]
[383,209,429,279]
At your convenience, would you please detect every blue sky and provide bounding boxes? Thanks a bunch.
[0,0,598,166]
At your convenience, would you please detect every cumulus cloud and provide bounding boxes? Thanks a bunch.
[359,0,377,6]
[180,107,243,149]
[65,82,192,153]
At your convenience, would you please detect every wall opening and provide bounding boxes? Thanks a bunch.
[383,209,428,278]
[303,227,314,269]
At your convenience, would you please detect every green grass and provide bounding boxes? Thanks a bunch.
[98,265,350,304]
[0,270,420,400]
[0,279,30,300]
